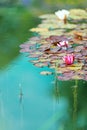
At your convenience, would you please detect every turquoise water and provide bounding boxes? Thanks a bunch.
[0,5,87,130]
[0,54,87,130]
[0,54,69,130]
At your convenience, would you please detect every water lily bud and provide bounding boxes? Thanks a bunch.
[62,54,74,65]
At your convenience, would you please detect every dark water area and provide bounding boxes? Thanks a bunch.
[0,1,87,130]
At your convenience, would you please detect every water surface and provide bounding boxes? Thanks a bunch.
[0,5,87,130]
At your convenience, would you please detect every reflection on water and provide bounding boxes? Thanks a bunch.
[0,2,87,129]
[0,54,87,130]
[19,83,24,129]
[73,82,78,123]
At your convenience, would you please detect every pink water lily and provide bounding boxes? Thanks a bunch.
[57,40,68,47]
[63,54,74,65]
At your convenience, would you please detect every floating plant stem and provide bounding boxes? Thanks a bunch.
[20,103,24,129]
[19,83,24,129]
[19,84,23,104]
[53,60,60,121]
[54,60,60,102]
[64,15,67,24]
[73,79,78,124]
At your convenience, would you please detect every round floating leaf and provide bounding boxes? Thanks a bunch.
[74,45,84,52]
[70,9,87,20]
[30,28,49,32]
[20,48,30,53]
[20,9,87,81]
[39,14,56,19]
[40,71,53,75]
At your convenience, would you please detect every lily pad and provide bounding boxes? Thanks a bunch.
[20,9,87,81]
[40,71,53,75]
[70,9,87,20]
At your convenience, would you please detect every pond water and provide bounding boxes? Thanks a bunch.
[0,5,87,130]
[0,52,87,130]
[0,53,70,130]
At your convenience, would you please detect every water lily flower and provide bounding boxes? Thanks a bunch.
[63,54,74,65]
[55,9,70,24]
[57,40,68,49]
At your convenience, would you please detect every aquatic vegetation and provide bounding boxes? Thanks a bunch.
[55,9,70,24]
[57,40,68,49]
[20,9,87,81]
[55,9,70,19]
[62,53,74,65]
